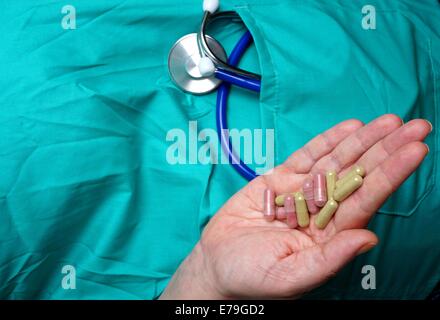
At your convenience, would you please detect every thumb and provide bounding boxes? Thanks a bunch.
[276,229,378,297]
[321,229,378,276]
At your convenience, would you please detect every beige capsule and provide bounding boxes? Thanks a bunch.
[326,170,337,199]
[335,165,365,188]
[315,199,339,229]
[333,175,363,202]
[275,193,295,206]
[294,192,310,227]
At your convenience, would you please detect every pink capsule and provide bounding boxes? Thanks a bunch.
[284,195,298,228]
[314,173,327,207]
[303,177,318,214]
[263,189,276,221]
[276,207,287,220]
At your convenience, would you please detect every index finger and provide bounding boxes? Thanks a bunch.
[263,119,363,194]
[283,119,363,173]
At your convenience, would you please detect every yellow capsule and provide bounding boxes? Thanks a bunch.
[294,192,309,227]
[315,199,338,229]
[275,193,295,206]
[335,165,365,188]
[333,175,363,202]
[326,170,337,199]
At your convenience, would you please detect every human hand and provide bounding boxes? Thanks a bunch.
[160,114,431,299]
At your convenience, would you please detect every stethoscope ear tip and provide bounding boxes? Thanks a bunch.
[203,0,219,14]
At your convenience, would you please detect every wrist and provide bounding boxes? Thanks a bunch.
[159,243,225,299]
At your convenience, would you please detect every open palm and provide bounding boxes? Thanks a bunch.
[162,114,431,299]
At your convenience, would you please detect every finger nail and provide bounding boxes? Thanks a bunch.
[426,120,433,132]
[425,143,430,153]
[356,242,377,256]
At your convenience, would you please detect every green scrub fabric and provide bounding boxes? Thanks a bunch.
[0,0,439,299]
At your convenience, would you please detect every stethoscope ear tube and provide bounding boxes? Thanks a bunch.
[216,31,259,181]
[215,69,261,92]
[199,11,262,82]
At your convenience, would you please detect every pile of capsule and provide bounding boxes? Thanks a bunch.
[263,165,366,229]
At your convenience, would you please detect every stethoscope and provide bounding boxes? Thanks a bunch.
[168,0,261,181]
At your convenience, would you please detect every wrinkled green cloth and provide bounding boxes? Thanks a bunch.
[0,0,438,299]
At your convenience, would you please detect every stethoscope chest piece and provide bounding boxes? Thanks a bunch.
[168,33,227,95]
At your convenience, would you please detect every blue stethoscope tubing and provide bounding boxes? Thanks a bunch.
[215,68,261,92]
[216,31,260,181]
